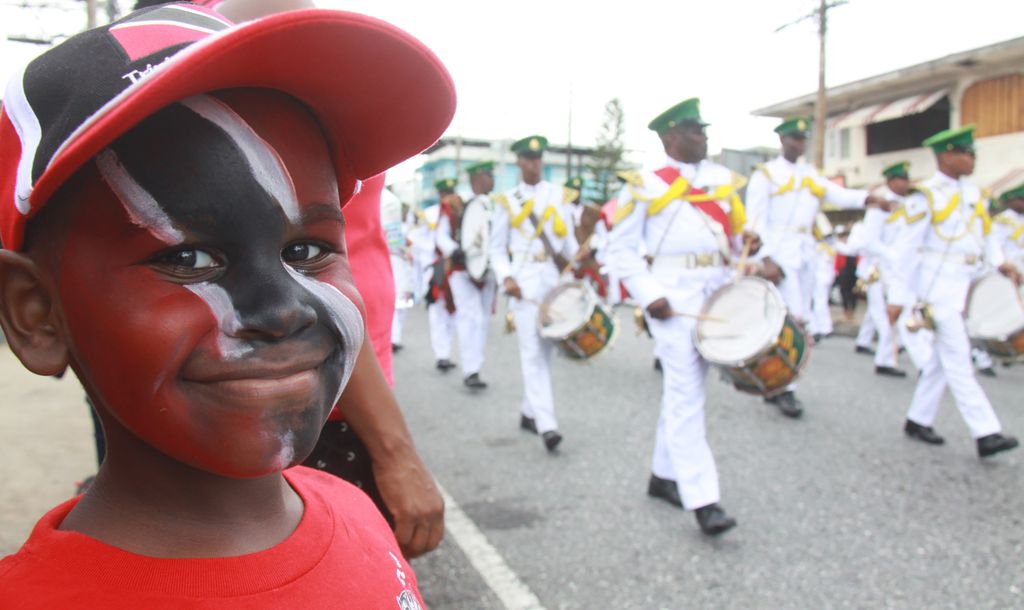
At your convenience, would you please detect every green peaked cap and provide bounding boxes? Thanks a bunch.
[648,98,708,134]
[999,182,1024,203]
[882,161,910,179]
[465,160,495,175]
[922,125,975,153]
[564,176,583,189]
[775,117,811,136]
[510,135,548,156]
[434,177,457,193]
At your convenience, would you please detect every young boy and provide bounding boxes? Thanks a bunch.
[0,4,454,606]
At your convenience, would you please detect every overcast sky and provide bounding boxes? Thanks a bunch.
[3,0,1023,180]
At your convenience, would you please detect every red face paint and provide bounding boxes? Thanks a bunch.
[57,91,364,477]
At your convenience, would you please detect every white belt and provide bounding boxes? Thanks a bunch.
[921,250,980,265]
[511,250,550,265]
[651,252,724,271]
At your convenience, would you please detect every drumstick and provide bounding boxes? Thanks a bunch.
[734,213,759,278]
[561,234,593,277]
[671,311,726,323]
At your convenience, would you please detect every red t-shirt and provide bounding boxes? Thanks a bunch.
[0,467,424,609]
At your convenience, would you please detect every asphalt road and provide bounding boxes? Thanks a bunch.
[2,301,1021,609]
[396,302,1023,610]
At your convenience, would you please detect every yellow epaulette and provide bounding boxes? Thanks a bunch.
[562,186,580,205]
[729,171,749,192]
[492,192,511,212]
[885,205,906,224]
[904,186,931,225]
[616,170,644,187]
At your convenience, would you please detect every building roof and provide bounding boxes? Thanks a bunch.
[753,35,1024,118]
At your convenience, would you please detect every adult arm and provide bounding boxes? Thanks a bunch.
[340,338,444,558]
[605,185,667,315]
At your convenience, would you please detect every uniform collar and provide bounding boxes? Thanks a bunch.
[664,156,700,180]
[934,170,961,188]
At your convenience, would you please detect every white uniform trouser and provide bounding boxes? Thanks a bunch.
[450,270,496,377]
[648,271,722,510]
[777,259,814,391]
[810,267,834,336]
[509,262,560,434]
[859,282,898,367]
[391,307,406,346]
[855,301,876,347]
[428,298,456,361]
[902,305,1002,438]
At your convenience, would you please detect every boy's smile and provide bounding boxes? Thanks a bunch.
[55,90,364,476]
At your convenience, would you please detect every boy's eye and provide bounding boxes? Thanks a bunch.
[158,249,219,269]
[282,243,326,264]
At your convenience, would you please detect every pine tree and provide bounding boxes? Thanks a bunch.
[587,98,627,202]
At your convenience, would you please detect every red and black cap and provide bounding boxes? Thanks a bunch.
[0,3,456,251]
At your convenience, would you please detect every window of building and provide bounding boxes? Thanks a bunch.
[866,96,950,155]
[838,128,850,159]
[962,74,1024,137]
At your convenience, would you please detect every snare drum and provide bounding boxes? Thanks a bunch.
[538,281,617,359]
[694,276,810,396]
[965,272,1024,361]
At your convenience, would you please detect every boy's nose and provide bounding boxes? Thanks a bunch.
[230,273,318,341]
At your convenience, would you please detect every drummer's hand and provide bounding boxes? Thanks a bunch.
[759,257,785,285]
[886,304,904,325]
[741,230,762,256]
[646,297,674,320]
[997,262,1022,286]
[503,277,522,299]
[865,195,895,212]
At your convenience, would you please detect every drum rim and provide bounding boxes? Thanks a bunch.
[966,271,1024,341]
[538,280,606,338]
[694,276,790,365]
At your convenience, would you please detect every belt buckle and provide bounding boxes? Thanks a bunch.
[696,253,713,267]
[964,254,978,265]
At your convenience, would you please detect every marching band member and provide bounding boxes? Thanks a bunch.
[436,161,499,389]
[606,98,755,535]
[849,162,911,377]
[382,186,413,353]
[490,136,579,452]
[993,182,1024,270]
[893,126,1018,457]
[410,191,457,372]
[744,118,891,418]
[809,235,836,341]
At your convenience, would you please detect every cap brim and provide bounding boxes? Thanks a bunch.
[32,9,455,209]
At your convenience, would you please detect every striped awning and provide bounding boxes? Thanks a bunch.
[827,90,948,130]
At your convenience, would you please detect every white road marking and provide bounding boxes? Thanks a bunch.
[437,484,546,610]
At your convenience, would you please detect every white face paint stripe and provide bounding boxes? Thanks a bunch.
[95,149,184,244]
[179,95,301,224]
[185,282,253,360]
[285,266,365,405]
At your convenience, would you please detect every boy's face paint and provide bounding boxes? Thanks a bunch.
[56,91,364,477]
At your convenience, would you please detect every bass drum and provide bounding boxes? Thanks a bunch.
[694,276,810,397]
[966,272,1024,362]
[461,198,490,282]
[538,281,617,360]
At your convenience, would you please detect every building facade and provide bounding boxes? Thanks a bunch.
[753,36,1024,196]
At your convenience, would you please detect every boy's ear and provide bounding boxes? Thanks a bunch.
[0,250,69,376]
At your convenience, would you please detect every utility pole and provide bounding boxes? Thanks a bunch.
[777,0,848,169]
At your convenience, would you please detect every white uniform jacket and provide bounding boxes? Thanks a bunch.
[892,172,1004,313]
[745,156,867,271]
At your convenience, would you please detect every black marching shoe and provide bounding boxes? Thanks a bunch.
[463,373,488,389]
[647,474,684,508]
[435,359,455,372]
[765,391,803,418]
[391,343,403,353]
[904,419,945,445]
[977,433,1019,458]
[875,365,908,378]
[978,367,997,378]
[694,504,737,536]
[855,345,874,355]
[542,430,563,452]
[519,415,538,435]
